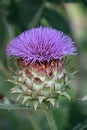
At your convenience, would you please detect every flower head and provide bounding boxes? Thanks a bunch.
[6,27,77,110]
[6,27,76,64]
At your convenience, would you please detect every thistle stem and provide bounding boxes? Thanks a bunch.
[44,108,58,130]
[27,110,41,130]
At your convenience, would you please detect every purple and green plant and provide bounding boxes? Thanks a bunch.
[6,27,77,130]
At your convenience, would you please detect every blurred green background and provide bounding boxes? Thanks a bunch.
[0,0,87,130]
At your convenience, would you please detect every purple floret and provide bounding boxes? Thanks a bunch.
[6,27,77,63]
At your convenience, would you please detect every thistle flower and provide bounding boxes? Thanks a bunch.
[6,27,76,110]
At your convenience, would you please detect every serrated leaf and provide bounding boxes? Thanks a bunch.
[38,96,46,103]
[47,98,55,106]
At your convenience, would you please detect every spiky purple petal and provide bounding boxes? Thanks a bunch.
[6,27,76,63]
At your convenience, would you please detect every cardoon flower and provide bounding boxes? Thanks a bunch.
[6,27,76,110]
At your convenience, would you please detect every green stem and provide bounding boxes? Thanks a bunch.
[27,110,41,130]
[44,108,58,130]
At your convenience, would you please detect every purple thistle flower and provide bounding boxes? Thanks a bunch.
[6,27,77,110]
[6,27,76,63]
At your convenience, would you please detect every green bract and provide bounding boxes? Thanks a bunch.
[8,60,71,110]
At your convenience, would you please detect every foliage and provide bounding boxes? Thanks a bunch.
[0,0,87,130]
